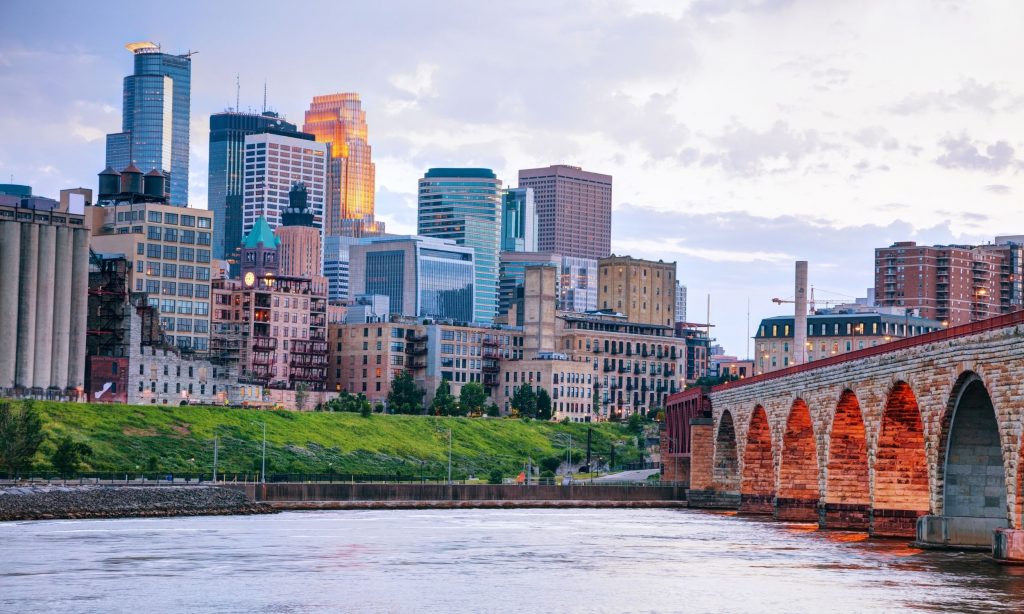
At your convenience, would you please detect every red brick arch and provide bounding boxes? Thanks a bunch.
[823,389,869,529]
[714,410,740,492]
[871,380,929,537]
[777,398,820,521]
[740,405,774,514]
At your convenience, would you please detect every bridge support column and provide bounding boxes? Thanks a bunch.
[821,503,870,530]
[870,509,926,537]
[915,515,1008,549]
[993,529,1024,563]
[739,494,774,514]
[686,417,740,509]
[775,498,819,522]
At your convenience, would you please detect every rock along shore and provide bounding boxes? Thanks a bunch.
[0,485,274,521]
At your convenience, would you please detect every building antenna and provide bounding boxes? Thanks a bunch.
[263,80,267,114]
[235,73,240,112]
[746,297,750,360]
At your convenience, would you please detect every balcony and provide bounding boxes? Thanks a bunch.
[406,332,428,343]
[290,354,328,368]
[291,339,327,354]
[251,353,274,366]
[253,336,277,351]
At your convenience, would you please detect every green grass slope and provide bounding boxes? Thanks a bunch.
[33,402,643,479]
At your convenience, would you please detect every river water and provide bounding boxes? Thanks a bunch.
[2,509,1023,613]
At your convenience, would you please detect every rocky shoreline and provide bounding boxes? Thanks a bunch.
[0,485,274,521]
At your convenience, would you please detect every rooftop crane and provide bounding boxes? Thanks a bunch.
[771,287,844,313]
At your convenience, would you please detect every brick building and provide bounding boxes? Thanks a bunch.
[598,255,676,327]
[874,238,1024,325]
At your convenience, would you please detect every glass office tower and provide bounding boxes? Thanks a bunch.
[105,42,192,206]
[207,111,299,259]
[418,168,502,324]
[302,93,381,236]
[350,236,475,323]
[501,187,537,252]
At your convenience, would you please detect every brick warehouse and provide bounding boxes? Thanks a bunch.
[664,310,1024,562]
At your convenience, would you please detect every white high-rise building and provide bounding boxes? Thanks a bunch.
[323,235,360,302]
[675,281,687,323]
[242,132,328,240]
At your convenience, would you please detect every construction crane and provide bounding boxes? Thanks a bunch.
[771,287,844,313]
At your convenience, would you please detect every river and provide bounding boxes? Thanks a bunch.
[2,508,1023,613]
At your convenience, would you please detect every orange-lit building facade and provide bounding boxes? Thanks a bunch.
[302,93,380,236]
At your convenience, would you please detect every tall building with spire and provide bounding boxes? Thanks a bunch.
[302,93,382,237]
[105,42,192,206]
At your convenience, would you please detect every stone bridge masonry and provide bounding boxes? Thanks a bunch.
[664,310,1024,562]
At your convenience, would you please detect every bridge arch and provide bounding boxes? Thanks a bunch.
[823,389,869,529]
[872,380,929,536]
[740,405,774,514]
[777,398,820,521]
[937,372,1008,527]
[713,409,740,492]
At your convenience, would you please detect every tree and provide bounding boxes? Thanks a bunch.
[51,436,93,477]
[431,380,458,416]
[146,455,159,473]
[388,371,425,414]
[294,382,309,411]
[459,382,487,417]
[539,456,562,474]
[485,403,501,418]
[510,384,537,418]
[536,388,552,421]
[0,400,44,478]
[592,384,602,416]
[627,412,645,435]
[487,468,504,484]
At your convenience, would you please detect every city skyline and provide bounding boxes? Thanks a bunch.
[2,1,1022,355]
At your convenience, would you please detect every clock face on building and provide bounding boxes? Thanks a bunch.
[244,272,255,287]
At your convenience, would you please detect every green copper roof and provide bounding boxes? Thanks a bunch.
[243,216,279,249]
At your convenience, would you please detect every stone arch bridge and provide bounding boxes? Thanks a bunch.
[663,311,1024,561]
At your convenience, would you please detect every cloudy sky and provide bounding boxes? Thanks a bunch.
[2,0,1021,356]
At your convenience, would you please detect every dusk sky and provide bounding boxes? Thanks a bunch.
[2,0,1021,356]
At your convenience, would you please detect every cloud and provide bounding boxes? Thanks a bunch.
[934,135,1020,172]
[702,121,824,177]
[983,184,1011,195]
[887,79,1024,115]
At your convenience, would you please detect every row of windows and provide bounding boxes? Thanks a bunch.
[144,211,211,228]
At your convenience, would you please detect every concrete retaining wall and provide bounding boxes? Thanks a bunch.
[227,483,687,503]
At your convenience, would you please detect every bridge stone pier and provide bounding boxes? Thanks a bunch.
[664,311,1024,562]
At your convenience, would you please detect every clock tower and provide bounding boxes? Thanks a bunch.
[239,215,279,280]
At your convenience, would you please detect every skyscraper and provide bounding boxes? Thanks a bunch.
[518,164,612,260]
[501,187,537,252]
[302,93,382,236]
[105,42,192,206]
[418,168,502,324]
[242,132,327,240]
[207,111,298,259]
[559,256,598,312]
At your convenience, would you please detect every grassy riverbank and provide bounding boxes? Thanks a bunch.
[31,402,643,479]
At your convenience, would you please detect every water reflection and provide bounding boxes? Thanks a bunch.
[1,509,1023,613]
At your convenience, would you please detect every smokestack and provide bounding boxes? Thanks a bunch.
[794,261,808,365]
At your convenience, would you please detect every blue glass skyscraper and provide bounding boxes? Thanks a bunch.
[418,168,502,324]
[105,42,192,206]
[207,111,299,259]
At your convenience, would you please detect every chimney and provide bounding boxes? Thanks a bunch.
[794,261,808,365]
